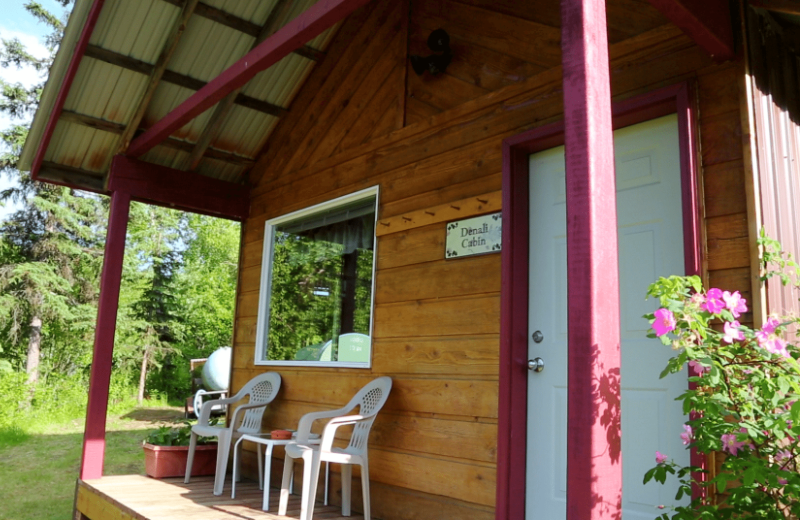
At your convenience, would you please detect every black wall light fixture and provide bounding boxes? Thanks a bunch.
[410,29,452,76]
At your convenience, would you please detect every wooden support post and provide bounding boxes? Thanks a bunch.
[561,0,622,518]
[79,190,131,480]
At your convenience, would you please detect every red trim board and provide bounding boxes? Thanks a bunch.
[108,155,249,221]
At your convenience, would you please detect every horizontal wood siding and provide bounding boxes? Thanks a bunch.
[405,0,667,125]
[232,0,751,517]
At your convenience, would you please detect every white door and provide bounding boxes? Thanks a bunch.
[526,115,689,519]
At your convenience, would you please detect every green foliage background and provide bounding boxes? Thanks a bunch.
[0,1,242,422]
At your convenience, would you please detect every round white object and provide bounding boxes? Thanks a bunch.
[201,346,231,391]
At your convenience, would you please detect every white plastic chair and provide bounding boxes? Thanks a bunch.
[278,376,392,520]
[185,371,281,496]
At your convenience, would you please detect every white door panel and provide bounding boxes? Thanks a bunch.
[526,115,689,519]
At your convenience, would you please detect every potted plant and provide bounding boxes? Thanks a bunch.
[143,420,218,478]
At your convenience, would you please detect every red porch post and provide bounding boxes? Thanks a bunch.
[561,0,622,519]
[79,190,131,480]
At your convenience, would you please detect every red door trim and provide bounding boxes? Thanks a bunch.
[496,81,703,519]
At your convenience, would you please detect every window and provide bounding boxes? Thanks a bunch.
[254,187,378,367]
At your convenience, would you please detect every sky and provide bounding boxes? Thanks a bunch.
[0,0,70,220]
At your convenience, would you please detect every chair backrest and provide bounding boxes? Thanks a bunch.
[236,372,281,434]
[345,376,392,454]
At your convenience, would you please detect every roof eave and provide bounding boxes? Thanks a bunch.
[19,0,98,176]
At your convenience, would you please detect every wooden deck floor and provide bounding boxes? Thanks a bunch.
[76,475,365,520]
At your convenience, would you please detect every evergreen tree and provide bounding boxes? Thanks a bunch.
[0,1,107,393]
[0,1,243,406]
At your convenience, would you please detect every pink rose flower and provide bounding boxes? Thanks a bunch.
[655,451,668,464]
[703,288,726,314]
[722,291,748,318]
[763,316,781,335]
[775,449,792,464]
[723,321,745,344]
[688,360,710,375]
[653,308,676,337]
[762,337,790,358]
[721,433,747,456]
[688,359,709,374]
[680,424,693,446]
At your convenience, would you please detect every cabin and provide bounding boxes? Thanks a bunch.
[18,0,800,519]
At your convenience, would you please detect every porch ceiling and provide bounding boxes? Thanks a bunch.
[19,0,340,192]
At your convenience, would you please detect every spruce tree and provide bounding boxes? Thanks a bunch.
[0,1,106,391]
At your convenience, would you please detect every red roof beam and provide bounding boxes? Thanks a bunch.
[126,0,372,158]
[108,155,249,221]
[646,0,735,61]
[30,0,107,180]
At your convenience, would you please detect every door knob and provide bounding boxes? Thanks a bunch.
[528,357,545,372]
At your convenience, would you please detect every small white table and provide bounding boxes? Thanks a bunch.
[231,432,326,511]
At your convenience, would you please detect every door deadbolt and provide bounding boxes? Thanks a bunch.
[532,330,544,343]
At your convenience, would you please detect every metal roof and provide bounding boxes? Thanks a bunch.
[20,0,339,189]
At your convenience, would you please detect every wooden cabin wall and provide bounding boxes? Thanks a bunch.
[405,0,667,124]
[231,0,752,518]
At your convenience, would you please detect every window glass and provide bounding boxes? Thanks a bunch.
[255,189,377,366]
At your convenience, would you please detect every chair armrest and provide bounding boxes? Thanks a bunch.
[295,407,351,443]
[320,415,365,452]
[197,390,227,397]
[198,391,243,423]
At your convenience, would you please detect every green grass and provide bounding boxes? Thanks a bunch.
[0,405,185,520]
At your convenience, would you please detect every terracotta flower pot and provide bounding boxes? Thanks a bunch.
[143,443,218,479]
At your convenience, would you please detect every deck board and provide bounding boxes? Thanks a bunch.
[76,476,365,520]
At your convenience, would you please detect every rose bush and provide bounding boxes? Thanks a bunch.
[643,271,800,519]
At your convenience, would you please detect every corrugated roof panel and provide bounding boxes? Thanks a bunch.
[169,17,253,81]
[46,120,118,174]
[195,157,246,183]
[65,60,148,124]
[32,0,353,189]
[81,130,120,172]
[213,105,277,157]
[100,68,150,124]
[143,82,215,143]
[128,1,181,63]
[209,0,278,25]
[242,52,312,107]
[141,143,190,172]
[90,0,176,63]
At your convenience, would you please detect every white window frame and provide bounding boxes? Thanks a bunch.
[254,186,379,367]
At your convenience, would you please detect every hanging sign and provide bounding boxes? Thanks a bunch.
[445,212,502,259]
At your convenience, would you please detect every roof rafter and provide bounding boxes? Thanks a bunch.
[186,0,294,171]
[646,0,735,60]
[127,0,371,158]
[159,0,325,61]
[59,110,255,167]
[118,0,200,153]
[40,161,106,193]
[84,44,287,117]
